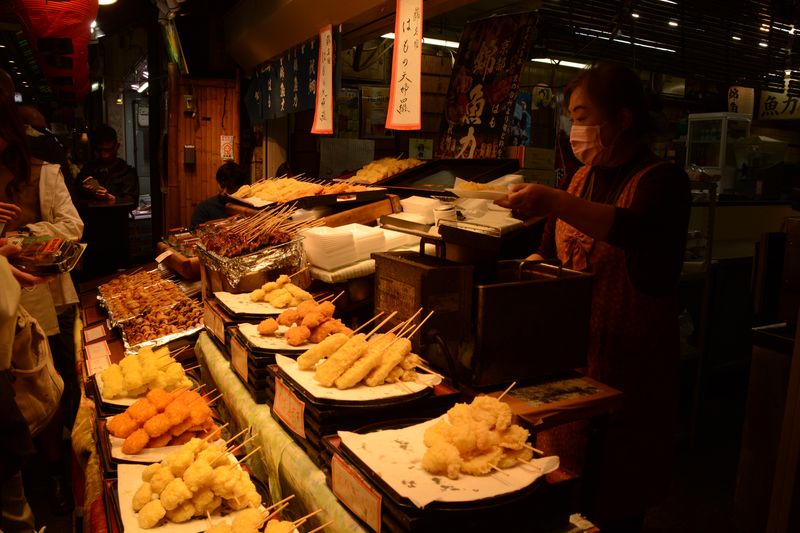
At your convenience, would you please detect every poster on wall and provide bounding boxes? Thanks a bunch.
[385,0,423,130]
[437,12,537,159]
[757,89,798,120]
[508,91,531,147]
[220,135,234,160]
[361,86,393,138]
[312,24,335,134]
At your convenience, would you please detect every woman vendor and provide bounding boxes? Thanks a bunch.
[496,62,691,531]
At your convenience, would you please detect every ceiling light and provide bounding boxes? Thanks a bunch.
[0,44,5,48]
[668,21,679,27]
[381,33,459,49]
[98,0,118,5]
[90,20,97,29]
[91,82,100,92]
[759,41,769,48]
[575,29,676,53]
[116,96,123,105]
[732,35,742,41]
[786,69,793,76]
[531,58,589,69]
[760,24,770,32]
[659,0,677,4]
[8,60,14,64]
[143,71,149,78]
[631,13,639,19]
[137,81,149,93]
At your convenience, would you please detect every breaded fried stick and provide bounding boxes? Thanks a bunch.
[314,333,368,387]
[296,332,349,370]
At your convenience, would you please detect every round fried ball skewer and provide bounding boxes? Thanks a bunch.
[122,428,150,455]
[107,412,140,439]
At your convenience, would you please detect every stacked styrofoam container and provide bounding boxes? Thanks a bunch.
[399,196,442,225]
[301,226,359,271]
[338,223,386,261]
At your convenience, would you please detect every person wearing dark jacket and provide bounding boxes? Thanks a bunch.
[190,161,249,229]
[76,124,139,205]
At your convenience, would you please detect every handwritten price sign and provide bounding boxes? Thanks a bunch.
[386,0,422,130]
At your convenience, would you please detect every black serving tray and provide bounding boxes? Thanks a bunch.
[224,185,387,210]
[379,158,520,197]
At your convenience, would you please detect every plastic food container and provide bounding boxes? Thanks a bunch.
[8,235,86,275]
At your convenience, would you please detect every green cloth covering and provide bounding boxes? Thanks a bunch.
[195,332,367,532]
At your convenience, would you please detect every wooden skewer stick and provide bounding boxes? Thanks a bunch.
[351,312,384,335]
[183,363,201,372]
[262,501,291,522]
[523,443,545,455]
[395,380,414,393]
[224,427,251,447]
[205,392,224,405]
[306,519,335,533]
[292,508,324,527]
[200,388,219,399]
[229,433,259,454]
[414,363,444,379]
[289,267,309,279]
[315,292,334,302]
[205,511,213,528]
[497,381,517,401]
[203,422,229,442]
[237,446,262,464]
[365,310,398,338]
[329,291,346,304]
[263,494,295,514]
[489,464,510,476]
[404,310,435,339]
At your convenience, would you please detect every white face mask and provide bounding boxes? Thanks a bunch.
[569,124,607,166]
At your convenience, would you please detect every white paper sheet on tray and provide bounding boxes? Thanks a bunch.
[106,420,225,463]
[214,291,284,316]
[338,417,559,508]
[238,323,314,351]
[117,461,265,533]
[276,354,442,401]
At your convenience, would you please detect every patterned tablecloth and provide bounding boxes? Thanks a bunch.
[195,332,367,533]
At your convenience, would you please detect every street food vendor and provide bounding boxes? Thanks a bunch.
[496,62,691,531]
[190,161,249,229]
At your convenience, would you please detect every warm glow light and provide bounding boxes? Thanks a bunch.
[631,13,640,19]
[381,33,459,49]
[668,21,679,27]
[732,35,742,41]
[98,0,118,5]
[759,41,769,48]
[531,58,589,69]
[137,81,149,93]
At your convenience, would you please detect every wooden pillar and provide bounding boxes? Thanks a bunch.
[166,62,182,230]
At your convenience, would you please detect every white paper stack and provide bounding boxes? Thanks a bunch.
[302,226,358,270]
[400,196,442,225]
[339,223,386,261]
[383,228,419,250]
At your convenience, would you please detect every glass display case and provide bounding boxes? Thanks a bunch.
[685,112,751,193]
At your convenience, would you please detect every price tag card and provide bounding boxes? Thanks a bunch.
[85,341,112,376]
[331,454,382,532]
[203,302,225,343]
[83,323,106,344]
[230,336,249,383]
[155,250,173,263]
[273,378,306,439]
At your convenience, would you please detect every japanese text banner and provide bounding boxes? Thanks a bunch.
[386,0,422,130]
[312,24,334,134]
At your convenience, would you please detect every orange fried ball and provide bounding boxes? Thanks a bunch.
[146,388,174,412]
[277,309,300,327]
[143,413,173,438]
[107,412,140,439]
[296,299,319,319]
[122,428,150,454]
[286,325,311,346]
[257,318,279,336]
[148,432,173,448]
[317,301,335,318]
[128,398,158,424]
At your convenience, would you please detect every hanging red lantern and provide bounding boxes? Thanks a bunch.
[12,0,98,102]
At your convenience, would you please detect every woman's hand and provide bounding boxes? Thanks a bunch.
[0,239,51,287]
[0,202,21,224]
[495,184,563,221]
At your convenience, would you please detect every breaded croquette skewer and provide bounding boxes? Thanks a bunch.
[364,337,413,386]
[334,333,397,389]
[296,332,349,370]
[314,334,369,387]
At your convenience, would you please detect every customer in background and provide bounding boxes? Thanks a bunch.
[75,124,138,276]
[497,62,690,532]
[76,124,139,205]
[190,161,249,229]
[0,88,82,516]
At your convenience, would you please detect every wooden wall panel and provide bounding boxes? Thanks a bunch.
[166,77,240,230]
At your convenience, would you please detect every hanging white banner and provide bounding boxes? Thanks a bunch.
[311,24,334,134]
[386,0,423,130]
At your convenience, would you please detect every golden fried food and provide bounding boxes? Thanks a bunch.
[122,428,150,455]
[285,325,311,346]
[149,466,174,494]
[168,431,197,447]
[334,333,396,389]
[159,477,193,511]
[128,398,159,424]
[257,317,279,335]
[183,459,214,492]
[132,482,153,512]
[307,318,349,343]
[107,412,140,439]
[365,337,412,387]
[315,334,368,387]
[137,499,166,529]
[165,500,195,523]
[301,311,325,329]
[146,388,175,412]
[149,432,174,448]
[277,308,299,327]
[422,441,462,480]
[295,299,319,319]
[164,400,190,426]
[188,402,212,426]
[297,332,349,370]
[143,413,173,438]
[265,519,297,533]
[317,300,335,318]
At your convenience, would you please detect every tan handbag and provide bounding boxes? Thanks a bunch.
[9,305,64,436]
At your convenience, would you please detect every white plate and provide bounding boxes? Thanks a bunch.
[237,323,315,352]
[214,291,285,316]
[106,418,225,464]
[275,354,442,401]
[445,188,508,200]
[338,417,560,508]
[117,460,265,533]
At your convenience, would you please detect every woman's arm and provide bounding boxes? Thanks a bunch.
[497,183,616,241]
